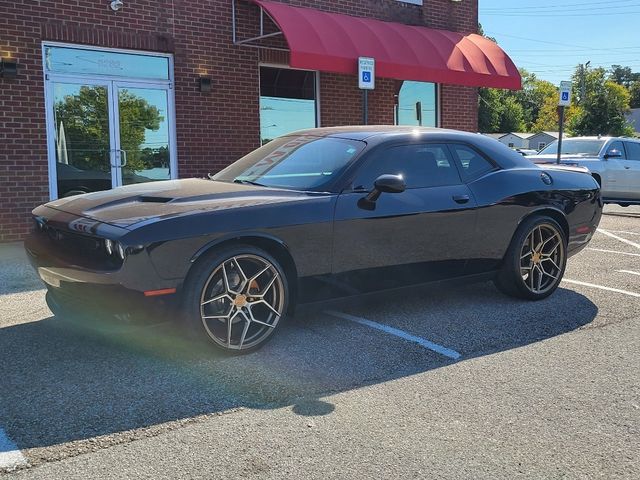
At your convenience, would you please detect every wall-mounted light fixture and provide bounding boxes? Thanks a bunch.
[199,77,212,93]
[110,0,124,11]
[0,58,18,78]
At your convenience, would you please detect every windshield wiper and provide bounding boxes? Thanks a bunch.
[234,179,266,187]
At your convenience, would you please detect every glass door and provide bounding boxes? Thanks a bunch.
[44,44,176,199]
[113,83,173,186]
[50,80,117,198]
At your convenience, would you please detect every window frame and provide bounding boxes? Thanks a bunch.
[623,141,640,160]
[446,142,500,183]
[258,63,321,145]
[349,141,464,192]
[607,140,628,160]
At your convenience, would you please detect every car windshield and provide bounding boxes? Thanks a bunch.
[538,139,605,156]
[212,135,366,191]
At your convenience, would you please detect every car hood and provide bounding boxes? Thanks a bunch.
[44,178,320,229]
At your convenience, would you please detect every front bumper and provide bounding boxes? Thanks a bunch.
[25,229,182,315]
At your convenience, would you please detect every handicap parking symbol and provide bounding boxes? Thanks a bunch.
[561,92,569,101]
[362,71,371,83]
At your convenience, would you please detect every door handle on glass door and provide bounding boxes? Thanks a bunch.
[452,194,470,204]
[118,150,128,168]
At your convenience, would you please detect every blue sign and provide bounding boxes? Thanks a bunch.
[561,92,569,101]
[362,71,371,83]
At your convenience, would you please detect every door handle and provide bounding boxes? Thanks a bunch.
[452,194,470,204]
[118,149,127,168]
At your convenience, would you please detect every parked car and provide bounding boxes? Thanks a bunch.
[528,136,640,206]
[26,127,602,353]
[515,148,538,156]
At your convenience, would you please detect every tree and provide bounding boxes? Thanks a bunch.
[478,88,526,133]
[609,65,640,88]
[478,87,502,132]
[54,86,163,173]
[568,67,634,136]
[629,81,640,109]
[499,96,526,132]
[513,70,557,130]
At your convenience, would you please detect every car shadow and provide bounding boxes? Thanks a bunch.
[0,282,597,454]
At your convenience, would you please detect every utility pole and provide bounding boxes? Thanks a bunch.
[580,60,591,104]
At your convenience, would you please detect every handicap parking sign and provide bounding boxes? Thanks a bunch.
[558,81,572,106]
[358,57,375,90]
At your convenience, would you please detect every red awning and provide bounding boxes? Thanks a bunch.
[251,0,521,90]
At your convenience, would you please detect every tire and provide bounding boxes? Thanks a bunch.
[494,215,567,301]
[181,245,289,354]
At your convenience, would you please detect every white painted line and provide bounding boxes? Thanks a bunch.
[597,229,640,250]
[587,248,640,258]
[0,428,27,471]
[562,279,640,298]
[607,230,640,237]
[325,310,462,360]
[616,270,640,277]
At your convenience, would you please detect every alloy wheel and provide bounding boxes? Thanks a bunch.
[199,254,285,351]
[519,224,565,295]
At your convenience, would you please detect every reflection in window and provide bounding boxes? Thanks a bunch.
[396,81,437,127]
[260,67,317,144]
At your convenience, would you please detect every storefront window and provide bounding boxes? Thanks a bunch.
[44,46,170,80]
[396,81,437,127]
[260,67,317,144]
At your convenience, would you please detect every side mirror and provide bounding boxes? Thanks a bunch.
[374,174,406,194]
[358,174,405,210]
[604,149,622,159]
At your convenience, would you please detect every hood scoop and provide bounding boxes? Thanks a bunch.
[137,196,175,203]
[84,195,175,214]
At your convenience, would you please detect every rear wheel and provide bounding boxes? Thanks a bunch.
[182,245,289,354]
[494,216,567,300]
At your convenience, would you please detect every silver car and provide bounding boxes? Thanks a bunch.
[529,137,640,206]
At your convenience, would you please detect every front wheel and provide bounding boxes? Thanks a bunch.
[494,216,567,300]
[181,245,289,354]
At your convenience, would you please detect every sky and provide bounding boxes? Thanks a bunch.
[479,0,640,86]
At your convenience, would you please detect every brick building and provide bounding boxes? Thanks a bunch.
[0,0,520,241]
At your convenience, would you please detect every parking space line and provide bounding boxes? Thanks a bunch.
[0,428,27,471]
[562,279,640,298]
[325,310,462,360]
[587,248,640,258]
[597,229,640,250]
[616,270,640,277]
[607,230,640,237]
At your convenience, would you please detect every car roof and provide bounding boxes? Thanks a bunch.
[282,126,533,170]
[284,125,463,141]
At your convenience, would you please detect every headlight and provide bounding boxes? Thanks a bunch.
[105,239,114,255]
[116,242,126,260]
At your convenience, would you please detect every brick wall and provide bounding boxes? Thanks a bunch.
[0,0,479,241]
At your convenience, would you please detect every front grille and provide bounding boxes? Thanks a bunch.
[33,219,123,271]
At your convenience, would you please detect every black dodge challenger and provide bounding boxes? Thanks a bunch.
[26,127,602,353]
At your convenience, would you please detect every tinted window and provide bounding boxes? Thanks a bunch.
[450,144,495,180]
[354,144,460,190]
[607,141,627,159]
[213,136,365,191]
[624,142,640,160]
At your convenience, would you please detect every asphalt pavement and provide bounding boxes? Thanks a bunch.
[0,205,638,479]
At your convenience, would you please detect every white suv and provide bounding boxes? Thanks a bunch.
[529,137,640,206]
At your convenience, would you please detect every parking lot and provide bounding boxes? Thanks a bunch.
[1,206,638,479]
